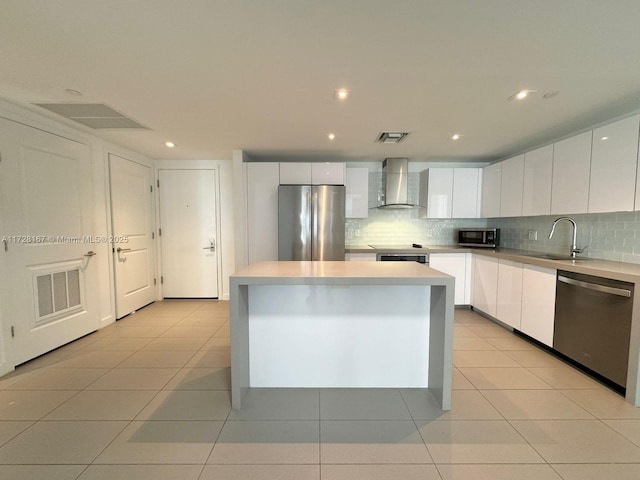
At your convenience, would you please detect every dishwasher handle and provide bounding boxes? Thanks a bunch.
[558,275,632,297]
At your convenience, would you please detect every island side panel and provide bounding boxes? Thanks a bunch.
[428,280,455,410]
[230,280,250,409]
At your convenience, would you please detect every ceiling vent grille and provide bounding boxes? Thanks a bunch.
[32,103,149,130]
[376,131,409,144]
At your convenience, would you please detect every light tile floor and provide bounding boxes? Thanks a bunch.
[1,301,640,479]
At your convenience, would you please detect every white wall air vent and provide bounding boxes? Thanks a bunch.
[32,103,149,130]
[376,132,409,144]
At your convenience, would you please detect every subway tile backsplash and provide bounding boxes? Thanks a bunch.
[348,210,640,264]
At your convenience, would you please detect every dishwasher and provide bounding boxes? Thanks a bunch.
[554,270,634,393]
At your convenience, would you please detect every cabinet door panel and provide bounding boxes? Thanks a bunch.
[422,168,453,218]
[496,260,523,329]
[452,168,481,218]
[311,163,345,185]
[247,163,279,263]
[280,162,312,184]
[481,164,502,218]
[346,167,369,218]
[472,255,498,317]
[430,253,468,305]
[500,155,524,218]
[551,131,591,215]
[520,265,556,347]
[589,115,639,213]
[523,145,553,216]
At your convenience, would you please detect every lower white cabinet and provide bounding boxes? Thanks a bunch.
[429,253,471,305]
[345,252,377,261]
[496,259,523,329]
[520,264,557,347]
[471,255,499,317]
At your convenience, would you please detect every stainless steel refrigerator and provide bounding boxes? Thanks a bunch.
[278,185,345,261]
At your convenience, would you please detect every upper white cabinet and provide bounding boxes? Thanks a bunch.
[551,131,592,215]
[481,163,502,218]
[279,162,345,185]
[420,168,453,218]
[311,162,345,185]
[247,163,279,263]
[499,154,524,217]
[421,168,481,219]
[280,162,311,184]
[452,168,481,218]
[520,264,556,347]
[346,167,369,218]
[522,145,553,216]
[589,115,639,213]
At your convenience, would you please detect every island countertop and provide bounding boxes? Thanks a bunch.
[231,260,453,285]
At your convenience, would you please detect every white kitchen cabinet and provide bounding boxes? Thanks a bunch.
[430,253,471,305]
[520,264,556,347]
[247,162,279,263]
[452,168,481,218]
[420,168,454,218]
[589,114,640,213]
[471,255,498,317]
[499,154,524,217]
[346,167,369,218]
[345,252,377,261]
[481,163,502,218]
[496,259,523,329]
[588,115,640,213]
[279,162,311,184]
[522,145,553,216]
[551,131,592,215]
[421,168,481,219]
[311,162,345,185]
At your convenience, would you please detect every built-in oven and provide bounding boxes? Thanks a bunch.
[376,253,429,265]
[458,228,500,248]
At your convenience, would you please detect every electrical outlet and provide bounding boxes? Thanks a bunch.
[528,230,538,241]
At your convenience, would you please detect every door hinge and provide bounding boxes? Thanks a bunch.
[157,179,160,188]
[11,326,15,338]
[154,278,157,285]
[152,232,155,239]
[3,239,7,252]
[161,276,164,284]
[150,185,153,193]
[159,228,162,236]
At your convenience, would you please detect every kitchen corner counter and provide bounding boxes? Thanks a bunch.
[229,261,455,410]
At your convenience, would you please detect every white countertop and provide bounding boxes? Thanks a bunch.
[231,261,453,285]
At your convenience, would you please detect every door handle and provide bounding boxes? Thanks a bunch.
[203,239,216,251]
[116,247,131,253]
[84,251,96,257]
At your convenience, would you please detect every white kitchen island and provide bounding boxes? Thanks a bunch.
[229,261,455,410]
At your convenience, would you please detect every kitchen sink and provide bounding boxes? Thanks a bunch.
[530,253,591,261]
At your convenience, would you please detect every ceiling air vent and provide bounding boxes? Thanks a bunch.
[32,103,149,130]
[376,131,409,144]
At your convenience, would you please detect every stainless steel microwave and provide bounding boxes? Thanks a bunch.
[458,228,500,248]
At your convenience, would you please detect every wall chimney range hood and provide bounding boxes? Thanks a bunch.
[378,157,422,209]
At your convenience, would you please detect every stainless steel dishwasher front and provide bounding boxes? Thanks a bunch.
[553,270,634,392]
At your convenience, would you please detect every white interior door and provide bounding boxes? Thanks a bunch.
[0,117,99,365]
[109,154,156,318]
[159,169,219,298]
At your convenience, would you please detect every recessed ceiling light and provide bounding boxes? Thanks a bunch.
[543,91,560,99]
[601,136,609,141]
[334,88,350,100]
[327,133,336,140]
[64,88,82,96]
[508,89,537,101]
[451,134,461,141]
[164,141,175,148]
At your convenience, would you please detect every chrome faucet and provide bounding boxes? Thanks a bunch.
[548,216,584,258]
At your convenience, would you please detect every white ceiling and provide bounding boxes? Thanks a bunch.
[2,1,640,163]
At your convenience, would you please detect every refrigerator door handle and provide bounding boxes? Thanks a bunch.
[311,190,319,260]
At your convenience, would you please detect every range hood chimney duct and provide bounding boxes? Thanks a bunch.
[378,158,421,209]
